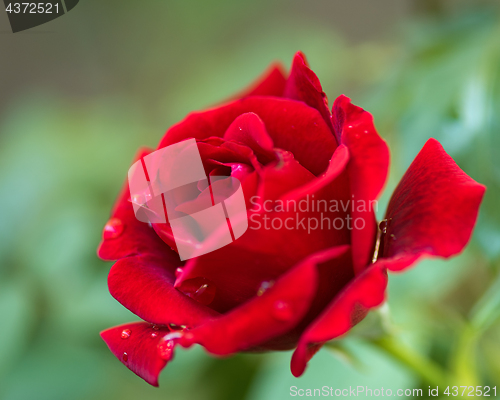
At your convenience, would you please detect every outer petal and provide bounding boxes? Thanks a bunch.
[159,96,337,176]
[381,138,486,271]
[235,63,287,98]
[184,251,320,355]
[256,245,354,351]
[100,322,171,387]
[283,52,334,137]
[333,95,390,274]
[108,254,219,327]
[291,261,388,377]
[98,149,172,261]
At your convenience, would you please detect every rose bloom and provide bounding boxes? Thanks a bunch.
[98,52,485,386]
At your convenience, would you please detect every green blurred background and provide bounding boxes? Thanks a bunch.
[1,0,499,399]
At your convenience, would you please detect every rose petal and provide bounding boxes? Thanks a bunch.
[185,252,319,355]
[108,254,219,327]
[223,112,275,161]
[173,151,328,312]
[283,52,334,137]
[281,144,349,203]
[291,261,388,377]
[97,148,174,261]
[381,138,486,271]
[256,245,354,351]
[235,63,287,98]
[100,322,171,387]
[333,95,390,274]
[159,96,337,176]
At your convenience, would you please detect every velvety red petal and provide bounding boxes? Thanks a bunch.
[108,254,219,327]
[256,245,354,351]
[185,252,319,355]
[175,147,352,312]
[281,144,349,203]
[381,138,486,271]
[97,148,174,261]
[159,96,337,176]
[100,322,172,387]
[332,95,390,274]
[291,261,388,377]
[283,52,334,138]
[235,63,287,98]
[223,112,275,161]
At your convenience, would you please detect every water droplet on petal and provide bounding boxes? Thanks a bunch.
[257,280,275,296]
[152,324,159,330]
[273,300,293,321]
[175,267,183,278]
[122,352,128,362]
[121,329,131,339]
[379,219,388,234]
[178,278,216,305]
[151,332,158,338]
[157,332,183,361]
[164,332,183,341]
[157,340,174,360]
[103,218,124,239]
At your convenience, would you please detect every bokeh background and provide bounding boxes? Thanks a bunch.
[1,0,499,399]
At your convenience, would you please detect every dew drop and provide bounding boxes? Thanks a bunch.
[175,267,183,278]
[273,300,293,321]
[122,352,128,362]
[103,218,124,240]
[152,324,159,331]
[151,332,158,338]
[164,332,184,341]
[121,328,131,339]
[158,340,174,361]
[157,332,183,361]
[379,219,388,234]
[257,280,275,296]
[178,278,216,305]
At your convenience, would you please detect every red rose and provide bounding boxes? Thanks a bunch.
[98,52,485,386]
